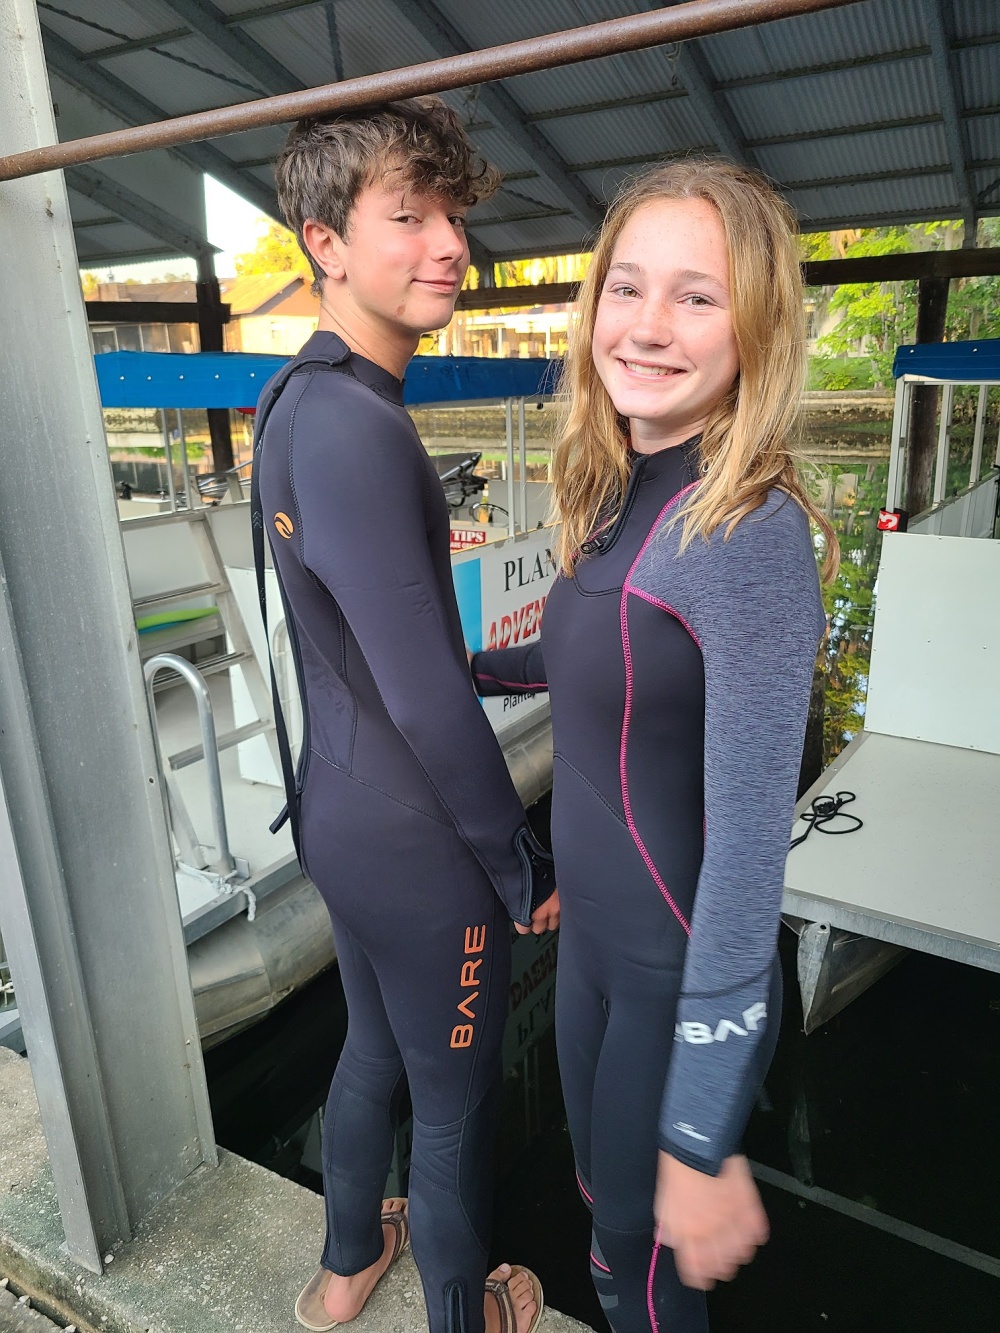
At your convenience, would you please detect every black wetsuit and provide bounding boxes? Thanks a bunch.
[253,331,552,1333]
[473,440,825,1332]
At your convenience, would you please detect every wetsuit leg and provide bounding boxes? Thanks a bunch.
[559,944,783,1333]
[303,761,511,1333]
[321,914,408,1276]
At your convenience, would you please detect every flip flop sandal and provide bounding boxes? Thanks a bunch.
[485,1265,545,1333]
[294,1200,410,1331]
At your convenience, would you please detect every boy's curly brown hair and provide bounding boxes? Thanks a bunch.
[276,97,500,293]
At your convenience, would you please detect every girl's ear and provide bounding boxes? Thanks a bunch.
[302,219,347,283]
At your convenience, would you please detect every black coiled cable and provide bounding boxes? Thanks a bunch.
[789,790,863,850]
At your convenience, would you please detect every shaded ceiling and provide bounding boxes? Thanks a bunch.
[34,0,1000,271]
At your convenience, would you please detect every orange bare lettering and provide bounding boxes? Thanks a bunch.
[460,959,482,987]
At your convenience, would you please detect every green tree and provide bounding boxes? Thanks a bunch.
[806,219,1000,390]
[234,221,313,281]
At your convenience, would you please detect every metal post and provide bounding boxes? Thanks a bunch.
[505,398,517,534]
[160,408,178,510]
[0,1,215,1274]
[905,276,950,515]
[885,377,911,512]
[517,398,528,533]
[176,408,196,510]
[933,382,955,506]
[970,384,988,487]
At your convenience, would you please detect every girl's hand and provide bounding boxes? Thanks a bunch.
[654,1151,768,1290]
[514,889,560,935]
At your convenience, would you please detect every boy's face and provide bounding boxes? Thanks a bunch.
[308,175,470,340]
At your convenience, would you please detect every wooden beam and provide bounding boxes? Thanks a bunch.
[455,250,1000,310]
[803,249,1000,284]
[85,300,229,324]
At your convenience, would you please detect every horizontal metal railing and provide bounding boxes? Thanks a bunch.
[0,0,860,182]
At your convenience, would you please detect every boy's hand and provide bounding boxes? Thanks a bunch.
[514,889,560,935]
[654,1152,768,1290]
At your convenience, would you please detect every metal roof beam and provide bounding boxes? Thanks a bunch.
[921,0,975,244]
[42,26,282,220]
[384,0,604,230]
[469,207,572,229]
[65,165,217,259]
[72,213,121,229]
[81,1,331,63]
[324,2,345,82]
[524,87,687,123]
[747,101,1000,150]
[158,0,304,95]
[671,42,750,166]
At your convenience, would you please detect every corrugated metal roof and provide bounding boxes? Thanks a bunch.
[967,112,1000,161]
[792,171,960,227]
[956,43,1000,110]
[42,0,1000,268]
[755,122,950,182]
[703,0,928,83]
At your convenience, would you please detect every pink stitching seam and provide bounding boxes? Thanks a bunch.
[576,1172,594,1204]
[624,586,702,649]
[590,1251,612,1274]
[618,484,699,938]
[474,672,547,690]
[647,1241,661,1333]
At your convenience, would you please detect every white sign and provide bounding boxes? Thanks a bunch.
[451,526,557,731]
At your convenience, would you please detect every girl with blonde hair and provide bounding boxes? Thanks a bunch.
[473,159,835,1331]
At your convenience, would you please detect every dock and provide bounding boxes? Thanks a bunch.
[0,1049,586,1333]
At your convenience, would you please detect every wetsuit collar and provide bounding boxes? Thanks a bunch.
[628,433,702,483]
[296,330,405,406]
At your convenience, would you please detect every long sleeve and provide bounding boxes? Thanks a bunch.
[637,493,825,1174]
[471,642,548,697]
[290,375,548,924]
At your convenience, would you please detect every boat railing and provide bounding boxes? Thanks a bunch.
[886,369,1000,522]
[143,653,254,917]
[908,469,999,538]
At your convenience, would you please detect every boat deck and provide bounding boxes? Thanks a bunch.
[784,729,1000,972]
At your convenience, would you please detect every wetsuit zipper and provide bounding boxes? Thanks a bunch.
[579,436,701,559]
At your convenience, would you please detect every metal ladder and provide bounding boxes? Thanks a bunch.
[135,510,280,779]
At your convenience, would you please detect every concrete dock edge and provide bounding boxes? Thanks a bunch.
[0,1048,591,1333]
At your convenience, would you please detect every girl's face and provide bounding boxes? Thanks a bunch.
[592,197,740,454]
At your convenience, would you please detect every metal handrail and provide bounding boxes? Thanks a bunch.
[0,0,859,182]
[143,653,235,878]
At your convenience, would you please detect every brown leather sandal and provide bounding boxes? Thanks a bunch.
[294,1199,409,1331]
[485,1265,545,1333]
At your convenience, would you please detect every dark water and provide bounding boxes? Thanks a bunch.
[205,451,999,1330]
[205,912,1000,1332]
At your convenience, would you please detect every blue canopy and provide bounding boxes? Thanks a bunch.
[94,350,560,409]
[893,339,1000,381]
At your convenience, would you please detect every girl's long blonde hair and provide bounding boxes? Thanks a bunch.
[552,159,838,581]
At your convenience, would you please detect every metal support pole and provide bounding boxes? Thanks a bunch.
[970,384,988,487]
[505,398,517,535]
[933,382,955,506]
[176,408,195,510]
[196,253,235,474]
[160,408,178,511]
[885,378,912,512]
[0,2,215,1273]
[905,276,950,515]
[517,398,528,533]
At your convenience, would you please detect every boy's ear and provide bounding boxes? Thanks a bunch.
[301,218,347,283]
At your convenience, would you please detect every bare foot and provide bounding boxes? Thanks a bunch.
[485,1264,538,1333]
[322,1198,406,1322]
